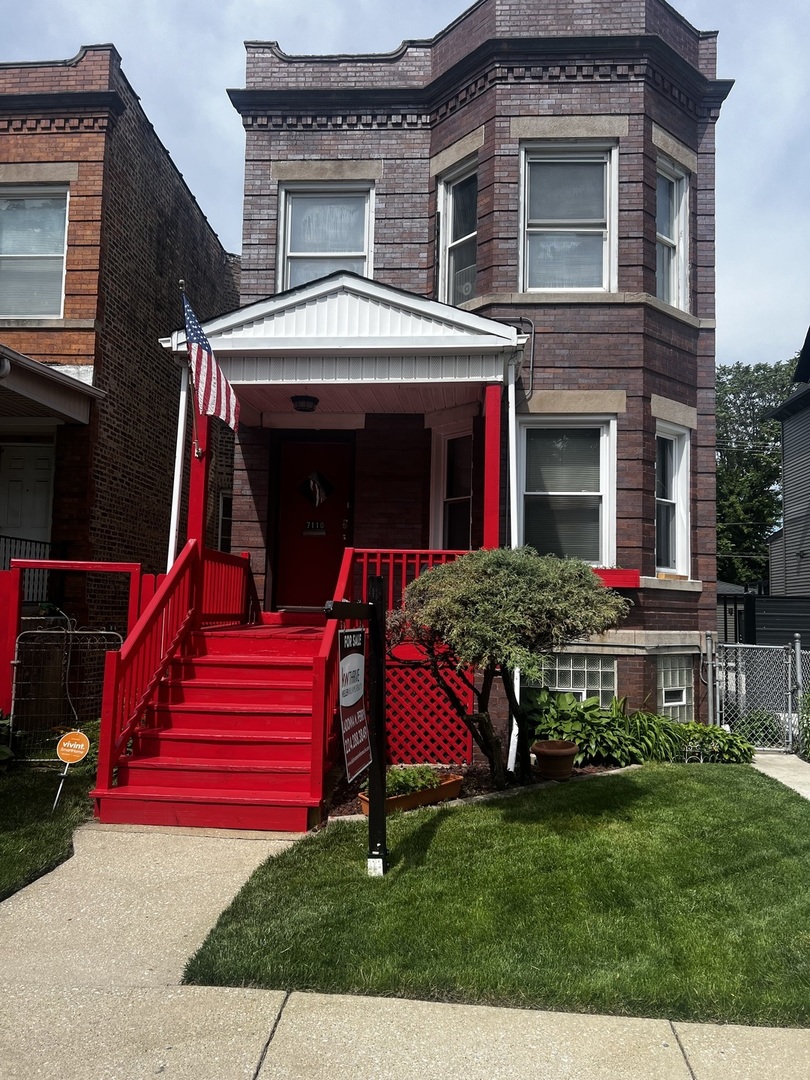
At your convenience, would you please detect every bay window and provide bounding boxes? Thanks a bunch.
[656,163,688,309]
[656,424,690,576]
[521,420,615,564]
[440,167,477,306]
[523,147,615,291]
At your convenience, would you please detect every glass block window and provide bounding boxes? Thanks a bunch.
[532,654,616,708]
[657,654,694,722]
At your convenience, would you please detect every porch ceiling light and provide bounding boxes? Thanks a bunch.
[291,394,319,413]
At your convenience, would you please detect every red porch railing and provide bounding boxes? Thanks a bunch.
[95,541,254,790]
[311,547,473,777]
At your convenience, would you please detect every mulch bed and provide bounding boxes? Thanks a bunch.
[325,761,613,818]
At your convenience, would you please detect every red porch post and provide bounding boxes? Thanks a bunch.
[483,383,502,548]
[187,413,211,547]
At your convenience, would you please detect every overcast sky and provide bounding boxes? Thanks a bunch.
[4,0,808,367]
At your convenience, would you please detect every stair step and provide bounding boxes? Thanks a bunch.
[173,655,316,675]
[158,679,312,708]
[132,729,311,764]
[192,627,323,658]
[92,787,315,831]
[143,706,315,734]
[118,757,311,794]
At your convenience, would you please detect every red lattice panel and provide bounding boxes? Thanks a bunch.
[386,662,474,765]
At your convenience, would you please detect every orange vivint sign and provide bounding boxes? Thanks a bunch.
[56,731,90,765]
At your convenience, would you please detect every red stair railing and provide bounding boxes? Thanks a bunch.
[310,546,357,802]
[95,541,254,790]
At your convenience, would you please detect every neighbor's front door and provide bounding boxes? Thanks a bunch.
[0,443,55,548]
[275,439,353,609]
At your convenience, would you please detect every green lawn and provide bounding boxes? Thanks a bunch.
[185,764,810,1027]
[0,767,94,902]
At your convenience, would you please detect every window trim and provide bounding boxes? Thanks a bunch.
[277,182,374,292]
[0,185,69,319]
[429,420,474,549]
[655,159,689,311]
[518,415,616,566]
[519,142,618,293]
[655,421,690,577]
[438,161,478,306]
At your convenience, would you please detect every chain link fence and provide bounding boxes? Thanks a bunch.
[714,642,794,751]
[9,618,122,761]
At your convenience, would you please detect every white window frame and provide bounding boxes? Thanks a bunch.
[277,183,374,291]
[655,422,690,577]
[438,162,478,306]
[657,654,694,722]
[217,490,233,553]
[0,186,69,319]
[518,416,616,566]
[519,143,618,293]
[429,421,474,549]
[655,159,689,311]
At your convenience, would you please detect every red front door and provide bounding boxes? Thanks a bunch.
[274,438,353,609]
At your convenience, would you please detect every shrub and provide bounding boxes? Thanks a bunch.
[525,689,754,767]
[363,765,442,797]
[673,722,754,764]
[525,690,644,767]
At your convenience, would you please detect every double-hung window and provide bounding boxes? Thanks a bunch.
[0,188,68,317]
[655,163,688,309]
[655,424,690,576]
[523,147,615,291]
[521,420,615,564]
[440,168,477,305]
[280,185,372,290]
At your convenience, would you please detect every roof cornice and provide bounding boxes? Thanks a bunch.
[229,35,732,120]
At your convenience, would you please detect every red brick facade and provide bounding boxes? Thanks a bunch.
[0,46,239,628]
[226,0,730,718]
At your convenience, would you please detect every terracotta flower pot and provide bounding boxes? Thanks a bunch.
[358,774,463,816]
[531,739,579,782]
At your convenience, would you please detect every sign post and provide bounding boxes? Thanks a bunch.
[325,574,389,876]
[53,730,90,812]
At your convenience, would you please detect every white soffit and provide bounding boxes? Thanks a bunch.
[164,275,519,372]
[0,345,104,424]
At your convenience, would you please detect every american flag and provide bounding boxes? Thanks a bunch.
[182,294,240,431]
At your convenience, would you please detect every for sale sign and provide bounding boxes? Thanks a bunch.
[338,628,372,783]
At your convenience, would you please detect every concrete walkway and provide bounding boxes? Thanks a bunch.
[2,764,810,1079]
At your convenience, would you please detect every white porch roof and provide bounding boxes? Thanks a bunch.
[162,274,522,426]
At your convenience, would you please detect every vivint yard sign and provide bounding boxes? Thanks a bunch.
[338,629,372,782]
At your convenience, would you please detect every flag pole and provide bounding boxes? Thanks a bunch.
[167,279,190,572]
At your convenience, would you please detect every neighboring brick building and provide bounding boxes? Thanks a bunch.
[0,45,239,627]
[165,0,731,723]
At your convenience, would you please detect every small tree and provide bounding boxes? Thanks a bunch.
[388,547,630,788]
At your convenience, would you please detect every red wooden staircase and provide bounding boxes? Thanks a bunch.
[92,616,328,831]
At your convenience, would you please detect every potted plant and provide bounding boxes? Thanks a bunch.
[358,764,463,816]
[530,738,579,781]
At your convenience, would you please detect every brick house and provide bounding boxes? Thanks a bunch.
[212,0,730,719]
[0,45,239,629]
[84,0,733,831]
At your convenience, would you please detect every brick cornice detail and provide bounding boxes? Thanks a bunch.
[0,90,125,131]
[234,36,731,131]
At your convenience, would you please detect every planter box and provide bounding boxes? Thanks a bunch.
[358,774,463,816]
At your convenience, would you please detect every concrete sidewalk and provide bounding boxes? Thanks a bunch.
[2,769,810,1079]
